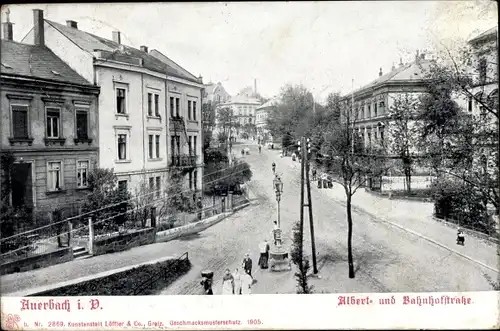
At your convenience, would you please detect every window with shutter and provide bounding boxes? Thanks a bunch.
[76,111,88,139]
[154,94,160,117]
[155,135,160,158]
[148,93,153,116]
[12,105,29,138]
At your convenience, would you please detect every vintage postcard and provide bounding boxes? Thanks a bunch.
[0,1,498,330]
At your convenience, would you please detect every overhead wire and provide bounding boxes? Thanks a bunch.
[0,160,250,243]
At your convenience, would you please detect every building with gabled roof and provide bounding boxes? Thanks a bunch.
[341,51,433,151]
[1,11,100,219]
[21,9,205,196]
[203,82,231,105]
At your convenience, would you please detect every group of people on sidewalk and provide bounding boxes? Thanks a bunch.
[221,253,254,295]
[220,239,271,295]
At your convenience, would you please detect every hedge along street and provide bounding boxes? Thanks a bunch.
[31,257,191,296]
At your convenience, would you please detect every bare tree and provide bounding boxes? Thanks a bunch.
[387,93,422,192]
[321,102,388,278]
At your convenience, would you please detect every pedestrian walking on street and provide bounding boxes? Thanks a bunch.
[312,168,317,181]
[197,197,203,220]
[259,144,262,153]
[258,239,270,269]
[242,253,253,278]
[240,269,253,295]
[233,268,242,295]
[222,268,235,295]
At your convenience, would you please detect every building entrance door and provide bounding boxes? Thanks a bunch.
[11,162,33,210]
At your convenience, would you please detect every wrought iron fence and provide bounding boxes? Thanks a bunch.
[0,219,72,264]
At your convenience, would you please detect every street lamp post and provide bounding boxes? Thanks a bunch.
[273,175,284,229]
[269,173,291,272]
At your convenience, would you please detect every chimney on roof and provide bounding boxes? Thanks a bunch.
[198,74,203,84]
[379,68,383,77]
[66,20,78,29]
[399,57,404,67]
[420,53,426,60]
[112,31,121,44]
[415,49,420,63]
[33,9,44,46]
[140,45,148,52]
[391,62,396,71]
[2,8,13,41]
[254,79,257,95]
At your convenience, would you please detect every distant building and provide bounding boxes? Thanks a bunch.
[1,10,100,218]
[22,10,204,195]
[255,97,279,143]
[203,82,231,104]
[341,51,432,152]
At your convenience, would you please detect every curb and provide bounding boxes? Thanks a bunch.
[155,202,251,243]
[6,255,178,297]
[380,217,499,273]
[432,216,500,245]
[327,195,499,274]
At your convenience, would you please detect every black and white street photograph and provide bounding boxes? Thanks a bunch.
[0,1,498,299]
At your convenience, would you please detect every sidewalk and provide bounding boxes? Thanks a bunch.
[278,152,499,272]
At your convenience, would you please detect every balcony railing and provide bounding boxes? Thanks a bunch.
[170,154,198,168]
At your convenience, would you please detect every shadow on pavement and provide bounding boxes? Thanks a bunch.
[177,233,203,241]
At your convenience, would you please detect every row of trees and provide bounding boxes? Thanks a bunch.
[265,43,498,279]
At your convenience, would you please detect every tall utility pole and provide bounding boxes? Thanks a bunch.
[299,138,305,245]
[299,137,318,274]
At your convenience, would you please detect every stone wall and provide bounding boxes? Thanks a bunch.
[1,247,73,275]
[93,228,156,256]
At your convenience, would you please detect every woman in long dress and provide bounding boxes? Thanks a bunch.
[233,268,242,295]
[221,269,235,295]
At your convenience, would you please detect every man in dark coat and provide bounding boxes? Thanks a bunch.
[242,253,253,278]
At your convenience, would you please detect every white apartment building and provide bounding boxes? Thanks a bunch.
[22,11,204,195]
[255,97,279,143]
[341,52,432,153]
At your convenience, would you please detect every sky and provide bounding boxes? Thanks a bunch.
[2,1,497,103]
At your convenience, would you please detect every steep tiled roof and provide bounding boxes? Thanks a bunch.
[1,39,92,86]
[204,82,217,94]
[469,27,498,44]
[149,49,198,81]
[349,59,432,96]
[45,20,200,83]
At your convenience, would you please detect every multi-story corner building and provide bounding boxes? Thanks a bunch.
[1,10,100,218]
[468,27,498,115]
[148,49,205,193]
[203,82,231,104]
[255,97,279,143]
[466,27,498,174]
[340,52,432,152]
[22,9,204,195]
